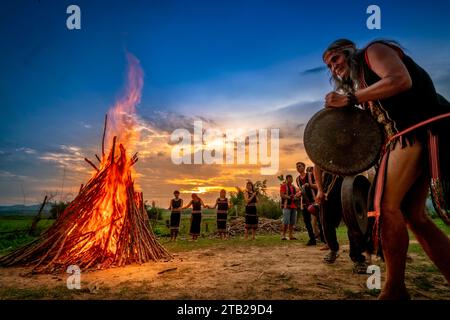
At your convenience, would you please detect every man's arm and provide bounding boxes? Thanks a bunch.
[313,166,324,193]
[325,43,412,108]
[355,43,412,103]
[308,172,318,191]
[313,166,326,204]
[280,184,289,200]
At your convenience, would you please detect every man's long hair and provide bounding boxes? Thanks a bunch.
[323,38,404,94]
[323,39,361,94]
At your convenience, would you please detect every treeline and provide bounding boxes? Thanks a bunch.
[47,180,285,221]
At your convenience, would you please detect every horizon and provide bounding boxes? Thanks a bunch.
[1,0,450,206]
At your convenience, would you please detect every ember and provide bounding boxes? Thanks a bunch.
[0,53,171,273]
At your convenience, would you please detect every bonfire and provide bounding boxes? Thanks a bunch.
[0,53,171,273]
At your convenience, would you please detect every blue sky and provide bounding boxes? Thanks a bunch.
[1,0,450,205]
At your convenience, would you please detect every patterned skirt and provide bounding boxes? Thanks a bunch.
[217,211,228,232]
[190,211,202,235]
[245,205,258,229]
[170,211,181,230]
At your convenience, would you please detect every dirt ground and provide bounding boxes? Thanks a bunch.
[0,241,449,300]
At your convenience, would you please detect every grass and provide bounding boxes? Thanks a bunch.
[0,213,449,300]
[0,212,449,257]
[0,217,54,255]
[0,286,81,300]
[163,234,312,253]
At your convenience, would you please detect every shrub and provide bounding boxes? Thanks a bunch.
[146,206,163,221]
[49,201,69,219]
[257,195,282,219]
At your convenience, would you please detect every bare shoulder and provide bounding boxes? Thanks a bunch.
[366,42,401,60]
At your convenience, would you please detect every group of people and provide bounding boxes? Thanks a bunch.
[279,162,375,274]
[167,181,260,242]
[163,37,450,300]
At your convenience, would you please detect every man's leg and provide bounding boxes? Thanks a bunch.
[311,215,320,238]
[341,198,367,267]
[317,216,326,243]
[302,208,316,244]
[281,209,289,239]
[378,141,424,300]
[289,209,297,239]
[403,172,450,283]
[320,199,340,253]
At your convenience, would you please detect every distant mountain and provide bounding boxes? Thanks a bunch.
[0,203,52,216]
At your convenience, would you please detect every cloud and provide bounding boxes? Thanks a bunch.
[15,147,37,154]
[138,110,217,134]
[38,144,89,173]
[79,121,92,129]
[301,66,327,75]
[281,142,303,153]
[0,170,27,180]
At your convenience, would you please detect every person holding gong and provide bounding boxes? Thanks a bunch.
[319,39,450,299]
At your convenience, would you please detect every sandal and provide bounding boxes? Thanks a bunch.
[289,237,297,240]
[323,251,339,264]
[281,237,287,240]
[352,261,369,274]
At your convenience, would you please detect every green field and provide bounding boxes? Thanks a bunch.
[0,210,449,256]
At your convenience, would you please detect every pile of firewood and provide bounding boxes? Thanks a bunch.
[221,217,304,237]
[0,116,171,273]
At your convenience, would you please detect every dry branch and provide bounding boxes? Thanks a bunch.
[0,135,171,273]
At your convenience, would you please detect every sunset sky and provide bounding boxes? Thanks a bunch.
[1,0,450,205]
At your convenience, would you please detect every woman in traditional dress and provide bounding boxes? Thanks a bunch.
[244,181,258,240]
[209,189,231,240]
[182,193,207,241]
[320,38,450,299]
[168,190,183,241]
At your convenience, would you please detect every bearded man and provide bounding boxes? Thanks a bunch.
[319,39,450,299]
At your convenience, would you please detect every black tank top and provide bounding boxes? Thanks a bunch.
[357,41,450,147]
[217,198,228,211]
[192,200,201,211]
[171,199,181,209]
[247,192,257,204]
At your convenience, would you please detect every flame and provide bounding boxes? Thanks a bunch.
[65,53,145,261]
[0,52,171,272]
[106,52,144,154]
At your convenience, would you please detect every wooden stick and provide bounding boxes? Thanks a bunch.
[28,195,48,236]
[158,267,177,274]
[110,136,117,163]
[0,142,172,273]
[84,158,99,171]
[102,114,108,158]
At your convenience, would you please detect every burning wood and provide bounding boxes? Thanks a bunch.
[0,134,171,273]
[0,53,171,273]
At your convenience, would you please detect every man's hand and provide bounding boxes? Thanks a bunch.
[315,190,326,204]
[325,91,348,108]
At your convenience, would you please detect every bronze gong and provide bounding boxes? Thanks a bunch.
[303,107,384,176]
[341,175,370,235]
